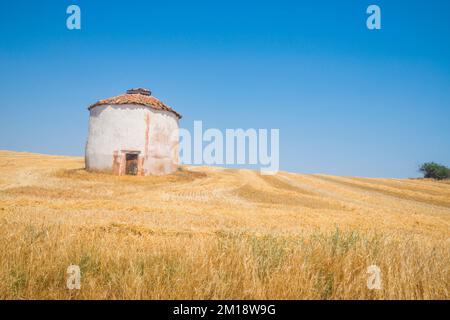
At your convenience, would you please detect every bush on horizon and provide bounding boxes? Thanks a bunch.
[419,162,450,180]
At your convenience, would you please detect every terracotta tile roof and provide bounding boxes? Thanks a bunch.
[89,89,182,119]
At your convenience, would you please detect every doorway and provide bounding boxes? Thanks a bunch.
[125,153,139,175]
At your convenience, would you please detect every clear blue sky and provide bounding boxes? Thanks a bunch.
[1,0,449,178]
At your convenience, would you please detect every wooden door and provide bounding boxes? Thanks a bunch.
[125,153,138,175]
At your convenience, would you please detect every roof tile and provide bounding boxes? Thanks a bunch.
[89,92,182,119]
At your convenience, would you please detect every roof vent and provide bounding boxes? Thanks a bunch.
[126,88,151,96]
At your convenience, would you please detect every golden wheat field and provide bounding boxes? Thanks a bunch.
[0,150,449,300]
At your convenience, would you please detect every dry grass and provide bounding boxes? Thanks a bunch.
[0,150,449,300]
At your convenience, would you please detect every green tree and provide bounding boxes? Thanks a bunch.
[419,162,450,180]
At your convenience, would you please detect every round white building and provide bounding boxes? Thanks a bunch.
[85,88,182,176]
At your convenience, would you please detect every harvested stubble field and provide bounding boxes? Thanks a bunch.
[0,150,449,299]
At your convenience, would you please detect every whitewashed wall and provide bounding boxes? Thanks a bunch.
[85,104,179,175]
